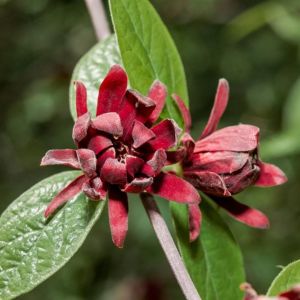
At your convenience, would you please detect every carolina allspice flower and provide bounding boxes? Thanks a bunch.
[241,283,300,300]
[171,79,287,241]
[41,65,200,248]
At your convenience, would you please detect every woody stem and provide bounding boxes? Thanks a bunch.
[84,0,111,41]
[141,193,201,300]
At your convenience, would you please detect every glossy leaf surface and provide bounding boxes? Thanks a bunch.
[171,200,245,300]
[109,0,188,126]
[0,171,105,299]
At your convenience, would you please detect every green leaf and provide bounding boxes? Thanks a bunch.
[171,199,245,300]
[0,171,105,300]
[284,77,300,131]
[267,260,300,296]
[109,0,188,126]
[69,35,122,120]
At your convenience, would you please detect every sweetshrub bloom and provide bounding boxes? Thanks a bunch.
[41,65,200,248]
[241,283,300,300]
[171,79,287,241]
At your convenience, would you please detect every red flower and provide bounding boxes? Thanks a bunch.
[172,79,287,241]
[241,283,300,300]
[41,65,200,248]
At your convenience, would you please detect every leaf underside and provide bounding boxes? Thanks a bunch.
[267,259,300,296]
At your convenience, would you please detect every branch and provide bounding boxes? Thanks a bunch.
[84,0,111,41]
[141,193,201,300]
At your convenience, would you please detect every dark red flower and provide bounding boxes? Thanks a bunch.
[241,283,300,300]
[41,65,200,248]
[172,79,287,241]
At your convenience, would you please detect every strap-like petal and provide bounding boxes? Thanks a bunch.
[255,162,287,187]
[100,158,127,186]
[195,124,259,152]
[92,112,123,137]
[96,65,128,115]
[147,119,181,150]
[212,196,270,229]
[75,81,88,117]
[45,175,87,217]
[41,149,80,169]
[188,203,202,242]
[172,94,191,132]
[146,172,200,204]
[108,187,128,248]
[97,147,116,169]
[147,80,167,124]
[72,112,91,146]
[76,149,97,178]
[132,120,156,148]
[200,79,229,139]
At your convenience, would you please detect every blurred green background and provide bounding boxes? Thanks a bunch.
[1,0,300,299]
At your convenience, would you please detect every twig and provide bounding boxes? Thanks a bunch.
[141,193,201,300]
[84,0,111,41]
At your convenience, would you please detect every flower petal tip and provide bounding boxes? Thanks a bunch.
[256,162,288,187]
